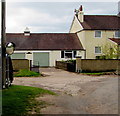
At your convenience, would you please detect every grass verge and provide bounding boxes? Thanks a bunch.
[14,69,41,77]
[81,72,105,76]
[2,85,55,115]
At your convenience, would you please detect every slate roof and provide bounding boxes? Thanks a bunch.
[109,38,120,45]
[6,33,84,50]
[79,15,120,30]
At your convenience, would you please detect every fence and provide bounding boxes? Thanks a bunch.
[76,58,120,72]
[56,61,76,72]
[56,59,120,74]
[12,59,31,71]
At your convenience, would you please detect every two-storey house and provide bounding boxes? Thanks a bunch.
[69,5,120,59]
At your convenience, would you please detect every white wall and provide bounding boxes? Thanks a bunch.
[13,50,83,67]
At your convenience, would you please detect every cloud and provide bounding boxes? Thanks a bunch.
[6,2,118,33]
[7,0,120,2]
[6,4,72,33]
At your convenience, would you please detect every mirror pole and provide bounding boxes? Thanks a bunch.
[1,0,6,88]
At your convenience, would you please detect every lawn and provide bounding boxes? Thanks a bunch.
[2,85,55,116]
[14,69,41,77]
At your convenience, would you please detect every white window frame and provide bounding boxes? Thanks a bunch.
[115,31,120,38]
[61,51,77,59]
[64,51,73,58]
[95,46,102,54]
[94,30,102,38]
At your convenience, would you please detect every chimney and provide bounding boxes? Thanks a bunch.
[78,5,84,23]
[118,1,120,17]
[24,27,30,36]
[118,12,120,17]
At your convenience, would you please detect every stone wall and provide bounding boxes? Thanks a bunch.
[76,58,120,72]
[12,59,31,71]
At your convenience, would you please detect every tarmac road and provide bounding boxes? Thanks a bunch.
[40,77,118,114]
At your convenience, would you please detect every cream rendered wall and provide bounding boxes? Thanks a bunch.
[69,16,83,33]
[69,15,117,59]
[13,50,80,67]
[83,30,117,59]
[49,51,61,66]
[13,51,61,67]
[49,51,80,66]
[69,16,85,58]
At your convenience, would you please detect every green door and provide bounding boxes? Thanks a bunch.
[11,53,25,59]
[33,52,49,67]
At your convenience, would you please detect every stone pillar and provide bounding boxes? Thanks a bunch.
[117,60,120,75]
[76,56,82,73]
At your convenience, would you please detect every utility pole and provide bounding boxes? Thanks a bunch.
[1,0,6,89]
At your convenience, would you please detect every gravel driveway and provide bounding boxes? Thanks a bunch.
[13,68,118,114]
[13,68,114,95]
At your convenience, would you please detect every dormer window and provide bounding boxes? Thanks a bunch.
[115,31,120,38]
[95,30,102,38]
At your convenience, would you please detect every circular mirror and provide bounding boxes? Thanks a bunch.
[6,42,15,55]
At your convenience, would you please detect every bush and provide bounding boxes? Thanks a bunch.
[14,69,41,77]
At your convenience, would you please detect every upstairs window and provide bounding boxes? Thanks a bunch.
[95,30,102,38]
[95,47,101,54]
[115,31,120,38]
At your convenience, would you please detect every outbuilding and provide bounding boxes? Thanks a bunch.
[6,29,84,67]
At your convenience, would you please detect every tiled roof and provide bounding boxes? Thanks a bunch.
[109,38,120,45]
[6,33,84,50]
[79,15,120,30]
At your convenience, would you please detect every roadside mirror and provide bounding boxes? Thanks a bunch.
[6,42,15,55]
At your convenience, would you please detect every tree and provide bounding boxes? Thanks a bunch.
[100,44,120,59]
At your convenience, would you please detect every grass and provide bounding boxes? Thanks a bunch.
[81,72,105,76]
[14,69,41,77]
[2,85,55,116]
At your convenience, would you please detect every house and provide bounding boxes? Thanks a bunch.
[6,5,120,67]
[69,5,120,59]
[6,28,84,67]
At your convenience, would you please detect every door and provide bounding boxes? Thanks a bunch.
[11,53,25,59]
[33,52,49,67]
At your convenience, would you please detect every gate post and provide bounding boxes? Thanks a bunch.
[76,56,82,73]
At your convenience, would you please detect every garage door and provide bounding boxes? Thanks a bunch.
[11,53,25,59]
[33,52,49,67]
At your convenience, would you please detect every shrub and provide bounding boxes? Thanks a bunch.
[14,69,41,77]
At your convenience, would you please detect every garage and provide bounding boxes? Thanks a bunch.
[11,53,25,59]
[33,52,49,67]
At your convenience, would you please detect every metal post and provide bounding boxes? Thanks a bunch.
[1,0,6,88]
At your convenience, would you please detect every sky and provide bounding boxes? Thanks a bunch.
[6,1,119,33]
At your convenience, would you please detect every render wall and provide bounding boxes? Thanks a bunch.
[11,50,80,67]
[84,30,117,59]
[69,16,83,33]
[77,30,117,59]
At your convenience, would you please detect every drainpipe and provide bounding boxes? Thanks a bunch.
[84,49,86,59]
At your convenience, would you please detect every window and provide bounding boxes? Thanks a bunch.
[95,47,101,53]
[61,51,64,58]
[115,31,120,38]
[65,51,72,58]
[95,30,102,38]
[61,51,76,58]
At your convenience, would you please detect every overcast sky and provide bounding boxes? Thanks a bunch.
[6,2,119,33]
